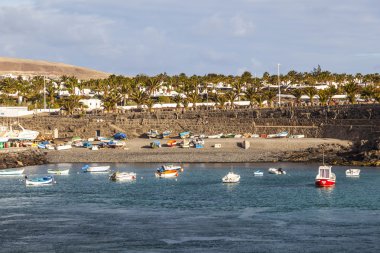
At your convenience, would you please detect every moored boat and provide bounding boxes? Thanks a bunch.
[268,168,286,175]
[346,169,360,177]
[315,165,336,187]
[222,172,240,183]
[82,165,110,173]
[254,170,264,176]
[0,168,24,175]
[47,169,70,175]
[155,169,178,178]
[25,176,55,186]
[109,171,137,181]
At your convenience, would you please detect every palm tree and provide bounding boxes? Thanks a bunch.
[265,90,276,107]
[102,91,121,113]
[145,77,161,96]
[146,98,155,112]
[360,85,375,102]
[187,91,199,110]
[224,91,237,109]
[130,89,149,109]
[304,87,317,106]
[317,90,329,106]
[343,82,359,104]
[172,95,182,110]
[212,93,227,110]
[59,95,81,115]
[254,93,266,108]
[244,87,256,108]
[291,89,303,106]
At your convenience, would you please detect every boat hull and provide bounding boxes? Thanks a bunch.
[83,165,110,173]
[315,179,335,187]
[47,169,70,175]
[0,168,24,175]
[25,177,54,186]
[110,172,136,181]
[155,170,178,178]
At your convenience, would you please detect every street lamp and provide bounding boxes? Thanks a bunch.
[277,63,281,107]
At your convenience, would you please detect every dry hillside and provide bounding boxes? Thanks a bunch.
[0,57,111,80]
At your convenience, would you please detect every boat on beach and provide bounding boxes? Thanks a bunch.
[147,129,159,139]
[267,131,289,138]
[25,176,55,186]
[268,168,286,175]
[179,131,190,139]
[346,169,360,177]
[222,172,240,183]
[207,133,223,139]
[166,140,177,147]
[47,169,70,175]
[254,170,264,176]
[0,168,24,175]
[55,144,72,150]
[109,171,137,181]
[315,165,336,187]
[82,165,110,173]
[161,130,171,139]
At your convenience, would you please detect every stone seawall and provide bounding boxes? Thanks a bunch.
[13,104,380,143]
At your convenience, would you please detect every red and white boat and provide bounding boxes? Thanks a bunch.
[315,165,336,187]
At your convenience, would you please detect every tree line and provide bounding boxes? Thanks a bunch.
[0,68,379,114]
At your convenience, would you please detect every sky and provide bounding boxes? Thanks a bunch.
[0,0,379,76]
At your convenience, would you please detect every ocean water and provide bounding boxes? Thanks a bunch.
[0,163,380,253]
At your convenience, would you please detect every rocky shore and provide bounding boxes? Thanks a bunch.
[0,148,47,170]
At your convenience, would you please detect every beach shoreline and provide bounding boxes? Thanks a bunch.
[45,138,354,164]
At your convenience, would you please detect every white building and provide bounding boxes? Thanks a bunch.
[0,106,33,117]
[79,98,102,111]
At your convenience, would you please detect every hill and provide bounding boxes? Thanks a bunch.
[0,57,111,80]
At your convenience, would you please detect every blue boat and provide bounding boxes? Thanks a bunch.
[179,131,190,139]
[150,140,161,149]
[113,132,127,140]
[83,141,93,148]
[25,176,54,186]
[195,143,204,149]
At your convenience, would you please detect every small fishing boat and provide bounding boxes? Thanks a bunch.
[222,172,240,183]
[0,168,24,176]
[113,132,127,140]
[166,140,177,147]
[82,165,110,173]
[160,164,183,171]
[254,170,264,176]
[268,168,286,175]
[207,133,223,139]
[25,176,55,186]
[179,131,190,139]
[267,131,289,138]
[91,145,99,151]
[109,171,137,181]
[55,144,72,150]
[47,169,70,175]
[346,169,360,177]
[155,169,178,178]
[150,140,161,149]
[315,165,336,187]
[180,139,190,148]
[161,130,171,139]
[147,129,159,139]
[108,140,126,148]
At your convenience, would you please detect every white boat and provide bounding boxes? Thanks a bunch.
[180,139,190,148]
[155,170,178,178]
[289,134,305,138]
[161,164,183,171]
[47,169,70,175]
[4,124,39,141]
[82,165,110,173]
[268,168,286,175]
[109,171,137,181]
[346,169,360,177]
[267,131,289,138]
[91,145,99,151]
[25,176,55,186]
[0,168,24,175]
[207,133,223,139]
[55,144,72,150]
[222,172,240,183]
[254,170,264,176]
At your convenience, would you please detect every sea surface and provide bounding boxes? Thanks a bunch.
[1,163,380,253]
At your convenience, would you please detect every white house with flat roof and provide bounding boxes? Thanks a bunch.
[79,98,102,111]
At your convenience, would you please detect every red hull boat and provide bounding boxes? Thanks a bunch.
[315,165,336,187]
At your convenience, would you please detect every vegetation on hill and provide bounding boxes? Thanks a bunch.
[0,67,379,114]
